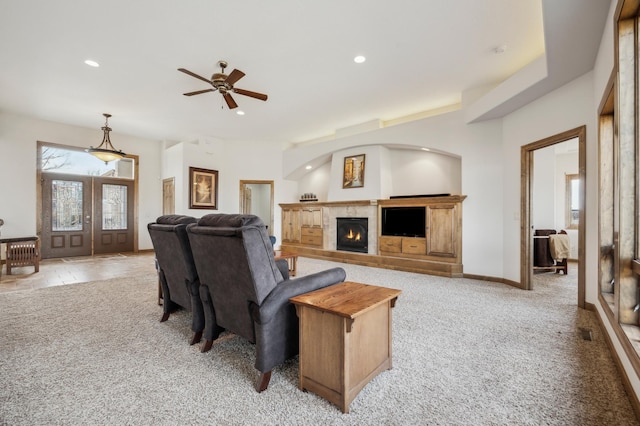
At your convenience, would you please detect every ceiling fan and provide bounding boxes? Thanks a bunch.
[178,60,268,109]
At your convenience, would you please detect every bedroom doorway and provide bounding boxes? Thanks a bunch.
[520,126,586,308]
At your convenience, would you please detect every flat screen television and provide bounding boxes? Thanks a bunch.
[381,206,426,237]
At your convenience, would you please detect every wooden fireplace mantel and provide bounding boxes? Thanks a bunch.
[279,196,466,278]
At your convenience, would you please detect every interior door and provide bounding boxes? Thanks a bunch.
[162,177,175,215]
[93,177,135,254]
[41,173,93,258]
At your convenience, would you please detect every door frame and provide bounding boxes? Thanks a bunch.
[520,126,586,308]
[36,141,140,256]
[239,180,274,232]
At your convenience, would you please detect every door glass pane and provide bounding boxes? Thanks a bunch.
[102,184,127,230]
[51,180,83,231]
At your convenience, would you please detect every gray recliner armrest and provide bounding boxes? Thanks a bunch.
[250,267,346,325]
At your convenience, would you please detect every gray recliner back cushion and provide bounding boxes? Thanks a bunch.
[148,215,199,308]
[187,214,283,341]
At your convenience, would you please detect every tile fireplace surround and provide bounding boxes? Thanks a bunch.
[324,203,377,253]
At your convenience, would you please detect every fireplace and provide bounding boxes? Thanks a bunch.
[336,217,368,253]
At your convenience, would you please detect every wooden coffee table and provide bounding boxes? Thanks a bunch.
[290,281,401,413]
[274,250,298,276]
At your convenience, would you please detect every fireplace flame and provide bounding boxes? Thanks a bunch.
[346,228,361,241]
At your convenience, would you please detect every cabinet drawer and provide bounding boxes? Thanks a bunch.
[301,227,323,237]
[379,236,402,253]
[402,238,426,255]
[301,235,323,246]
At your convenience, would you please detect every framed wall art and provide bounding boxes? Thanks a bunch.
[342,154,365,188]
[189,167,218,209]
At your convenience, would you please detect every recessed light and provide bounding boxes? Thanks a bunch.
[305,165,312,170]
[84,59,100,67]
[354,55,366,64]
[236,110,245,115]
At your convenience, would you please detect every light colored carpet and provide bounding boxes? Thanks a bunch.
[0,259,637,425]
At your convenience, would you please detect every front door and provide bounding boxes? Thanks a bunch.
[41,173,93,258]
[41,173,135,258]
[93,177,135,254]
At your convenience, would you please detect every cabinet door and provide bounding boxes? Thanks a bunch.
[282,208,301,242]
[301,207,323,228]
[426,204,457,257]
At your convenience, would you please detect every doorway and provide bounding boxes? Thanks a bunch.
[239,180,274,233]
[520,126,586,308]
[37,142,138,259]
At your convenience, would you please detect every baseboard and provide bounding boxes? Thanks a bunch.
[462,273,525,289]
[592,301,640,421]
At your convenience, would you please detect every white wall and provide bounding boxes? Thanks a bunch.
[501,71,596,283]
[298,162,331,201]
[160,139,289,243]
[533,146,557,229]
[0,111,162,250]
[389,149,461,197]
[327,145,385,201]
[283,110,505,278]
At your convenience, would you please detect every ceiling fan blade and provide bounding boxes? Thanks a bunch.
[233,88,268,101]
[223,92,238,109]
[178,68,212,84]
[225,69,245,86]
[183,88,216,96]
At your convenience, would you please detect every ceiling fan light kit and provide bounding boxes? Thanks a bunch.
[86,113,127,164]
[178,60,268,109]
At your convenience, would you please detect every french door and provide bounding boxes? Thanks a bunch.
[41,172,134,259]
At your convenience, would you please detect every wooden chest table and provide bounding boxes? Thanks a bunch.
[290,281,401,413]
[0,236,40,279]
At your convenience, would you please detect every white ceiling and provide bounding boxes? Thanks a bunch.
[0,0,610,144]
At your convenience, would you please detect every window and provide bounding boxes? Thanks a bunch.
[39,144,134,179]
[565,174,579,229]
[598,0,640,374]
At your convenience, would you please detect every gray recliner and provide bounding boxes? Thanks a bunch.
[187,214,346,392]
[148,215,222,346]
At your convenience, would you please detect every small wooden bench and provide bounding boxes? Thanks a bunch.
[1,237,40,278]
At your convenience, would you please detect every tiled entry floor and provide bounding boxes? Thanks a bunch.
[0,251,156,293]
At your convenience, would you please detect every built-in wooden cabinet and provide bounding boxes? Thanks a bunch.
[280,196,465,278]
[281,207,301,243]
[377,197,463,265]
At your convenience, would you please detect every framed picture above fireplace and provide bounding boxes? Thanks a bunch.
[343,154,365,188]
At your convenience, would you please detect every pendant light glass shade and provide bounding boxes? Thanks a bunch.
[86,113,126,164]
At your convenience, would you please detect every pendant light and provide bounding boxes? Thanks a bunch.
[86,113,126,164]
